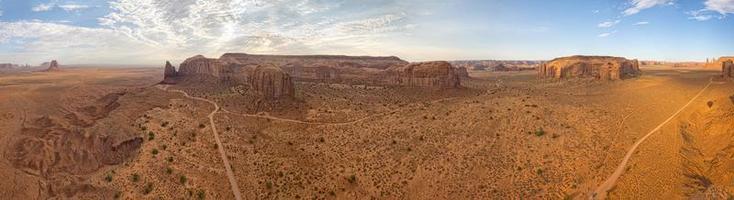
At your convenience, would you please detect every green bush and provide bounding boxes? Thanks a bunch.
[131,173,140,182]
[534,128,545,137]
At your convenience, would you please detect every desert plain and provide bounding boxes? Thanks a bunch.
[0,56,732,200]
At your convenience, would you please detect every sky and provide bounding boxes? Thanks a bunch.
[0,0,732,65]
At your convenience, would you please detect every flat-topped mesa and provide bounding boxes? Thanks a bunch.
[218,53,408,70]
[176,55,224,77]
[538,56,640,80]
[390,61,461,89]
[723,60,733,78]
[248,64,295,99]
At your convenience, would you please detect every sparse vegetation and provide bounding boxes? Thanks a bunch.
[179,175,187,184]
[152,148,159,155]
[199,123,206,128]
[535,128,545,137]
[105,174,113,182]
[347,175,357,184]
[143,182,153,194]
[166,167,173,174]
[148,132,155,141]
[131,173,140,182]
[265,181,273,189]
[197,190,206,200]
[166,156,174,162]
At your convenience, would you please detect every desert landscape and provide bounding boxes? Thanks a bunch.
[1,0,733,199]
[0,54,732,199]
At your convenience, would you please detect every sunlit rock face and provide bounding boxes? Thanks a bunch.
[248,64,295,99]
[723,60,734,79]
[537,56,641,80]
[388,61,461,89]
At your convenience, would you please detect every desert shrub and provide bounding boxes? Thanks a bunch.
[265,181,273,189]
[166,167,173,174]
[535,128,545,137]
[151,149,159,155]
[105,174,113,182]
[180,175,187,184]
[161,121,169,127]
[148,132,155,141]
[197,190,206,200]
[166,156,174,162]
[198,123,206,128]
[347,175,357,184]
[143,182,153,194]
[131,173,140,182]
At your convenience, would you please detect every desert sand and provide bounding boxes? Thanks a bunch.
[0,57,732,200]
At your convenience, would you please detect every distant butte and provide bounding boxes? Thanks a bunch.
[41,60,61,72]
[162,53,463,99]
[537,55,640,80]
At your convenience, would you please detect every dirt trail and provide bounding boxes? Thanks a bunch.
[591,78,715,200]
[157,85,242,200]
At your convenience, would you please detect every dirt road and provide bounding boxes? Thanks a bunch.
[591,78,715,199]
[157,85,243,200]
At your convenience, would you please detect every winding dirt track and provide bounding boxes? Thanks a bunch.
[591,78,715,199]
[157,85,243,200]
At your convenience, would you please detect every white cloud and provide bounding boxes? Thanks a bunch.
[598,30,617,37]
[58,4,90,12]
[1,0,436,64]
[623,0,674,16]
[598,20,621,28]
[634,21,650,25]
[32,3,55,12]
[705,0,734,15]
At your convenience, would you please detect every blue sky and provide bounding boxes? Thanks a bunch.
[0,0,732,65]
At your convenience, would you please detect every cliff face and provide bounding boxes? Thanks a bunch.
[176,55,224,77]
[723,61,733,78]
[248,65,295,99]
[537,56,640,80]
[389,61,461,89]
[218,53,408,70]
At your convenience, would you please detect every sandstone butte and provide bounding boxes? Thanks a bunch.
[162,53,463,98]
[706,56,734,68]
[42,60,61,72]
[723,60,733,78]
[537,55,641,80]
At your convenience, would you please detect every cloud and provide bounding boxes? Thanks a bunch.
[598,30,617,37]
[623,0,674,16]
[598,20,621,28]
[705,0,734,15]
[2,0,436,64]
[634,21,650,25]
[58,4,90,12]
[32,3,55,12]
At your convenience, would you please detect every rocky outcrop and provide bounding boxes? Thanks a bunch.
[161,61,178,84]
[537,56,640,80]
[248,65,295,99]
[176,55,224,77]
[42,60,60,72]
[723,60,733,78]
[389,61,461,89]
[706,57,734,69]
[164,61,177,78]
[456,66,470,78]
[218,53,408,70]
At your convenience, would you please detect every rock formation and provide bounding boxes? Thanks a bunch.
[389,61,461,89]
[42,60,60,72]
[248,65,295,99]
[723,60,733,78]
[706,57,734,69]
[537,56,640,80]
[456,66,470,78]
[164,61,177,78]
